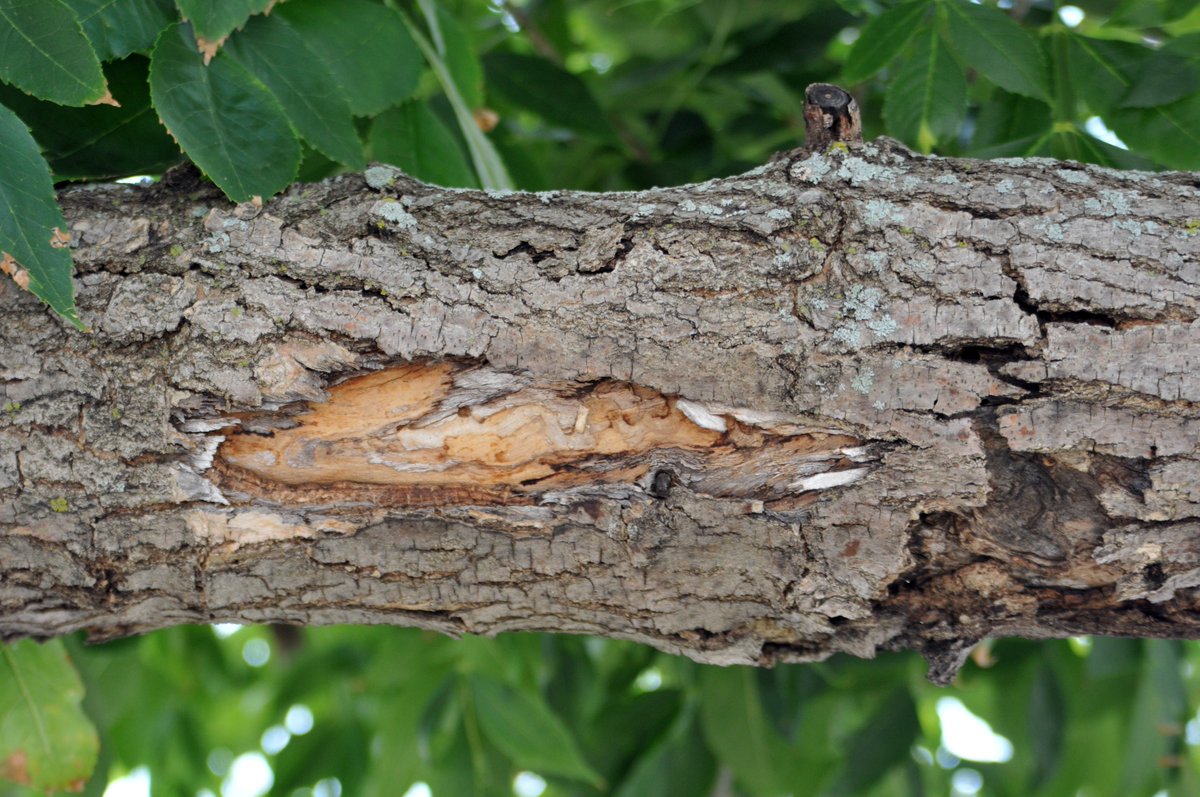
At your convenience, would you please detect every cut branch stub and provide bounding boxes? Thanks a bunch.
[803,83,862,150]
[213,360,868,510]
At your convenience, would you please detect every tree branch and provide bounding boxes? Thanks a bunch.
[3,140,1199,682]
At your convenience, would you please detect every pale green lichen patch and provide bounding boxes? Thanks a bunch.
[1101,189,1132,215]
[833,325,863,347]
[861,199,903,226]
[1113,219,1143,237]
[793,152,832,183]
[934,174,961,186]
[207,231,229,253]
[836,157,896,186]
[364,164,400,190]
[1184,219,1200,236]
[49,497,69,513]
[867,315,898,337]
[1043,222,1065,242]
[1055,168,1091,185]
[865,252,887,272]
[995,179,1014,194]
[851,367,875,395]
[1086,189,1134,216]
[374,200,418,229]
[844,285,882,319]
[828,285,897,350]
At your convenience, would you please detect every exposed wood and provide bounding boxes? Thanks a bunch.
[3,139,1200,683]
[217,361,863,507]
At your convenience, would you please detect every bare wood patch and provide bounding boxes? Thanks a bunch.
[215,361,867,506]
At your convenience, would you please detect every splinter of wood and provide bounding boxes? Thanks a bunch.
[803,83,862,150]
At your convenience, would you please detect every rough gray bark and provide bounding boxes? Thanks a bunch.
[3,139,1199,683]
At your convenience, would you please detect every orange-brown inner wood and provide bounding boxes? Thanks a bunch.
[216,361,862,504]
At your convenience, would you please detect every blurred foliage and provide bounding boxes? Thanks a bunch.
[4,630,1200,796]
[4,0,1200,793]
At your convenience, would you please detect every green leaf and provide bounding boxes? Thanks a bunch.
[469,675,602,785]
[0,102,81,328]
[1165,3,1200,35]
[942,0,1049,101]
[0,56,181,181]
[275,0,422,117]
[698,666,794,797]
[1121,34,1200,108]
[421,0,484,110]
[149,22,299,202]
[1119,641,1188,796]
[0,640,99,791]
[613,710,715,797]
[883,27,967,152]
[1064,35,1147,117]
[174,0,271,47]
[366,676,454,790]
[1028,662,1066,788]
[842,0,931,85]
[60,0,175,60]
[1087,637,1142,681]
[272,718,371,795]
[426,697,513,797]
[970,88,1051,153]
[1042,127,1154,171]
[1108,0,1169,29]
[584,689,684,781]
[484,53,618,142]
[224,14,364,168]
[368,101,476,188]
[0,0,107,106]
[406,17,513,191]
[1111,94,1200,170]
[824,686,920,796]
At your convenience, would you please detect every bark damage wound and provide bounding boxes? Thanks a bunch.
[213,361,870,508]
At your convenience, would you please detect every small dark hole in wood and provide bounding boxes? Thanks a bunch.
[649,469,673,498]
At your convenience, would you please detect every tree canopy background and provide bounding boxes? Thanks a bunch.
[3,0,1200,795]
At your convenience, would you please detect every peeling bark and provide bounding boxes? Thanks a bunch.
[3,140,1200,683]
